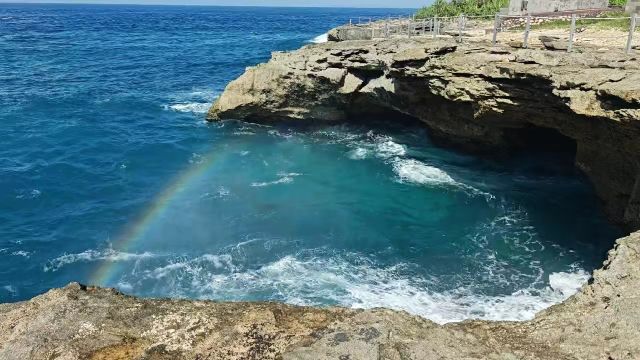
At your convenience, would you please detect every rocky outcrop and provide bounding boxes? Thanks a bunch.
[208,38,640,229]
[328,25,374,42]
[1,231,639,359]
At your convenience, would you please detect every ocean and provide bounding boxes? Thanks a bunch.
[0,3,620,324]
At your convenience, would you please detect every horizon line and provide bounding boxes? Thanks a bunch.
[0,2,421,9]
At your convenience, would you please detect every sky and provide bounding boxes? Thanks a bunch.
[0,0,426,8]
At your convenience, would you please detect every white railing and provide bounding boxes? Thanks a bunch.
[345,13,638,55]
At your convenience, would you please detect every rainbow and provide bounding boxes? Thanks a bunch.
[91,150,221,286]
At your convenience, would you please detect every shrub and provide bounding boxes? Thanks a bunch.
[608,0,627,7]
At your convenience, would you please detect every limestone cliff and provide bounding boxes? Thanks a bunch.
[1,231,639,359]
[208,39,640,230]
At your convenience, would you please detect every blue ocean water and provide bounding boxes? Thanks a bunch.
[0,4,621,323]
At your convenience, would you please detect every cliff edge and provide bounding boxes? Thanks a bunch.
[208,38,640,230]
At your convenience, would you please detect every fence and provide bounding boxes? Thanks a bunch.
[346,13,638,54]
[492,13,638,54]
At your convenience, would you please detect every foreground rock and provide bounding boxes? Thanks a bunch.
[208,38,640,230]
[1,231,639,359]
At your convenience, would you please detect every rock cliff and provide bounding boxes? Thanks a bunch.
[1,231,639,359]
[208,38,640,230]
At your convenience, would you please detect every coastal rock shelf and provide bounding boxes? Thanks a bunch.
[208,39,640,230]
[1,231,638,359]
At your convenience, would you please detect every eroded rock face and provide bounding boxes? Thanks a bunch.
[1,231,638,359]
[208,38,640,229]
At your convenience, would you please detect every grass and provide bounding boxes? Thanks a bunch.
[524,11,632,31]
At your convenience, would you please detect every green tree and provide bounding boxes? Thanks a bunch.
[416,0,509,18]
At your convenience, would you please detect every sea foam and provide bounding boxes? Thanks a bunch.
[309,33,328,43]
[111,250,591,324]
[251,172,302,187]
[44,248,155,272]
[166,103,210,114]
[549,270,590,296]
[392,158,457,187]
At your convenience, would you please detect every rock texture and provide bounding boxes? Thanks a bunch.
[1,231,639,359]
[208,38,640,229]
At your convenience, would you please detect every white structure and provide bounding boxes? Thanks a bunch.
[507,0,609,15]
[626,0,640,14]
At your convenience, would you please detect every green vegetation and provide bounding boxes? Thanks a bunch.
[415,0,628,18]
[415,0,508,18]
[608,0,627,7]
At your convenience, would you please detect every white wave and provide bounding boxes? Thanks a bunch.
[549,269,589,297]
[391,158,495,201]
[166,102,210,114]
[309,33,328,44]
[392,158,457,186]
[251,177,293,187]
[11,251,31,258]
[347,147,370,160]
[125,252,589,324]
[251,172,302,188]
[116,281,134,292]
[44,248,155,272]
[375,140,407,158]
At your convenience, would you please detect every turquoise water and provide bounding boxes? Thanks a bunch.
[0,4,620,323]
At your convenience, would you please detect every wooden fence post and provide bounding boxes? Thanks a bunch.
[492,14,500,46]
[626,13,637,54]
[433,17,438,38]
[458,14,464,43]
[568,14,576,52]
[523,15,531,48]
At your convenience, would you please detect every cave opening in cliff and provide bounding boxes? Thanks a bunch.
[502,124,578,173]
[346,101,426,128]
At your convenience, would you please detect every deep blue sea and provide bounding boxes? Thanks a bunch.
[0,4,621,323]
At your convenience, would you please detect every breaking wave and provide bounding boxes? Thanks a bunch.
[165,103,210,114]
[111,251,590,324]
[392,158,457,186]
[309,33,328,43]
[44,248,155,272]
